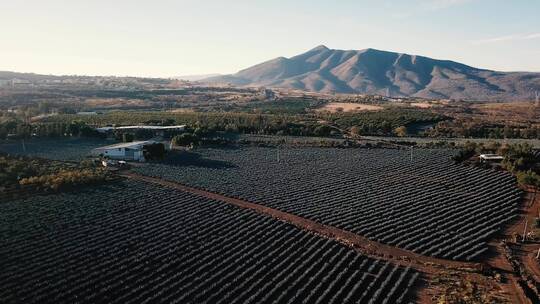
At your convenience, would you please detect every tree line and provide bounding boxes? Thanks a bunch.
[427,120,540,139]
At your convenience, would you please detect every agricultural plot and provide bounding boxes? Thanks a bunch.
[135,147,522,261]
[0,180,418,304]
[0,138,112,161]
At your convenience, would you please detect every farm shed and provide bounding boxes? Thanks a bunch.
[479,154,504,163]
[91,141,157,162]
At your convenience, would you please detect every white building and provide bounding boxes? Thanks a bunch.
[479,154,504,163]
[91,141,158,162]
[95,125,186,138]
[95,125,186,133]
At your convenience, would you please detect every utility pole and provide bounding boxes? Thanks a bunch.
[410,146,414,163]
[522,219,528,242]
[535,91,539,107]
[277,146,280,163]
[21,138,26,153]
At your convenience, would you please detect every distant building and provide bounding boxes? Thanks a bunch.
[479,154,504,163]
[91,141,158,162]
[96,125,186,133]
[76,111,99,115]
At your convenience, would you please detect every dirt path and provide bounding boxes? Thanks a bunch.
[486,188,540,304]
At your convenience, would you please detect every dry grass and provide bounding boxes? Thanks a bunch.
[85,98,149,108]
[410,102,434,109]
[317,102,383,113]
[471,102,540,123]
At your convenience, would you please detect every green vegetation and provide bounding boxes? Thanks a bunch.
[394,126,408,137]
[143,143,166,161]
[0,154,109,194]
[322,109,446,136]
[0,118,102,139]
[172,133,199,147]
[515,170,540,188]
[18,169,107,192]
[454,141,540,187]
[428,120,540,139]
[35,108,444,138]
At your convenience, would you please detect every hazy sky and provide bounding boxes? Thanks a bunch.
[1,0,539,77]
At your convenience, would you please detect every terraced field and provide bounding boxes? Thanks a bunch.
[0,180,418,304]
[134,147,522,261]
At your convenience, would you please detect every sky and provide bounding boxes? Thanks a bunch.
[1,0,539,77]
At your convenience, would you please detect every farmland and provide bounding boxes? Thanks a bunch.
[0,138,111,161]
[316,102,383,113]
[0,179,418,304]
[134,147,522,261]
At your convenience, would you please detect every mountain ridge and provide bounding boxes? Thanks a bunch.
[204,46,540,101]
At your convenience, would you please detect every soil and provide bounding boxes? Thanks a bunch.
[486,188,540,304]
[317,102,383,113]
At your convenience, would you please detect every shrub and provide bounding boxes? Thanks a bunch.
[516,170,540,187]
[172,133,199,147]
[19,168,108,192]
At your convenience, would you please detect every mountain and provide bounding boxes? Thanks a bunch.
[204,45,540,101]
[174,74,222,81]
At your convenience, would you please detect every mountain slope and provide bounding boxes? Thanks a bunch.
[205,46,540,101]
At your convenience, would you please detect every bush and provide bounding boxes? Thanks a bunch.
[394,126,407,137]
[172,133,199,147]
[516,170,540,187]
[452,148,476,162]
[0,153,109,193]
[143,143,166,160]
[19,169,108,192]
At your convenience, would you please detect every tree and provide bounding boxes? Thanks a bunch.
[172,133,199,147]
[143,143,166,160]
[394,126,408,137]
[122,133,134,142]
[313,125,332,137]
[516,170,540,187]
[350,126,362,137]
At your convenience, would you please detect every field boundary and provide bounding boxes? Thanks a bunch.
[121,171,483,274]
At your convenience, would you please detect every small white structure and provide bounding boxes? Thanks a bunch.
[96,125,186,134]
[91,141,157,162]
[479,154,504,163]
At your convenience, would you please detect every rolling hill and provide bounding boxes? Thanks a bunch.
[204,45,540,101]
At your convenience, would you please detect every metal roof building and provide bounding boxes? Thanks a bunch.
[91,141,158,162]
[96,125,186,133]
[479,154,504,162]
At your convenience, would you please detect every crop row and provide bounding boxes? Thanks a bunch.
[135,147,522,261]
[0,180,418,304]
[0,138,110,161]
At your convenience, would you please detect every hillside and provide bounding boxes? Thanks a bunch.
[204,45,540,101]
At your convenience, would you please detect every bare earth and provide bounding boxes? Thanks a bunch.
[317,102,383,113]
[410,102,434,109]
[471,102,540,124]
